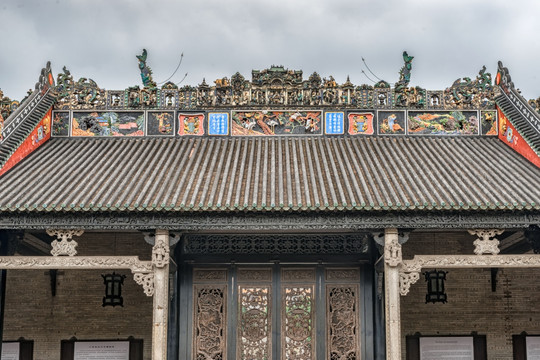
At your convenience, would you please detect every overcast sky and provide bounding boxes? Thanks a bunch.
[1,0,539,101]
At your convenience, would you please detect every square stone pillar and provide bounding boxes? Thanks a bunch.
[384,228,402,360]
[152,229,170,360]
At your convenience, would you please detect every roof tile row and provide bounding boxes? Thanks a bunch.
[0,136,538,213]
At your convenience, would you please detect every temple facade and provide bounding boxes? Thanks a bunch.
[0,51,539,360]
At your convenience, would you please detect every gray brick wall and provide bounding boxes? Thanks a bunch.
[401,231,538,360]
[3,232,154,359]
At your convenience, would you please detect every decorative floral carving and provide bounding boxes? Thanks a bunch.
[399,271,420,296]
[133,272,154,297]
[327,286,359,360]
[194,286,226,360]
[283,286,314,360]
[46,229,83,256]
[239,286,270,360]
[468,229,504,255]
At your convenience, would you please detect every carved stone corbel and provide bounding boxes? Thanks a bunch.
[468,229,504,255]
[133,272,154,296]
[399,270,420,295]
[46,229,84,256]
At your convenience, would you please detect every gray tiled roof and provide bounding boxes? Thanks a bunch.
[0,136,538,213]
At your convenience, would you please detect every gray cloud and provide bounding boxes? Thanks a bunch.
[1,0,539,100]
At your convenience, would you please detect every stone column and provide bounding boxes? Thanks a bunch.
[152,229,170,360]
[384,228,403,360]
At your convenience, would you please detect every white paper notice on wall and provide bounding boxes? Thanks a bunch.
[527,336,540,360]
[1,342,20,360]
[420,337,474,360]
[74,341,129,360]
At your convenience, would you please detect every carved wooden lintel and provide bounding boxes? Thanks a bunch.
[46,229,84,256]
[468,229,505,255]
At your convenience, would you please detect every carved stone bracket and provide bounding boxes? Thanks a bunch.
[399,271,420,296]
[468,229,505,255]
[133,272,154,296]
[399,253,540,296]
[46,229,84,256]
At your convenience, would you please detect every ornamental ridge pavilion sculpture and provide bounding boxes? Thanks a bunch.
[48,50,498,112]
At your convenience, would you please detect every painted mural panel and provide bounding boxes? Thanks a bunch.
[178,113,205,136]
[231,110,322,136]
[52,111,70,136]
[480,110,497,136]
[325,112,345,135]
[378,111,405,135]
[498,107,540,167]
[0,108,52,176]
[408,111,479,135]
[348,112,375,135]
[72,111,144,137]
[147,111,174,136]
[208,112,229,135]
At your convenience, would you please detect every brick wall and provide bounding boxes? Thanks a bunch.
[2,232,154,359]
[401,231,540,360]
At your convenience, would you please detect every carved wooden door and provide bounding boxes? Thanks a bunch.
[192,266,361,360]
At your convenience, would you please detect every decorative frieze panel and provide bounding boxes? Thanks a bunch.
[327,285,360,360]
[282,268,316,282]
[194,286,227,360]
[326,268,361,281]
[238,268,272,282]
[2,213,538,231]
[183,234,369,255]
[193,269,227,282]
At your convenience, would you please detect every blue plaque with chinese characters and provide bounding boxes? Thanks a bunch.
[208,112,229,135]
[325,112,344,134]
